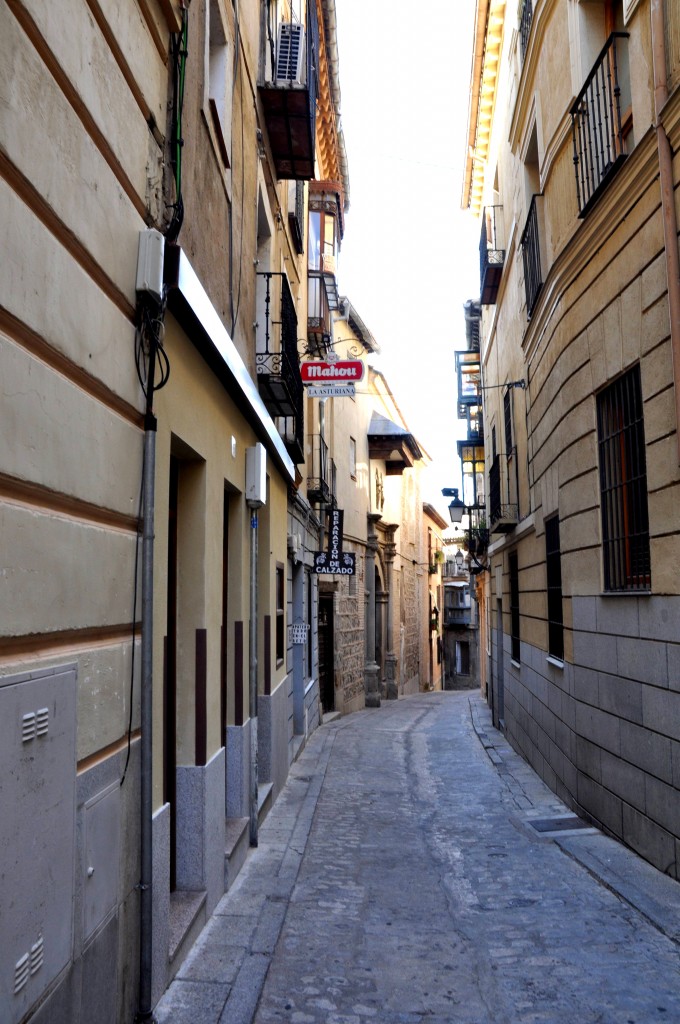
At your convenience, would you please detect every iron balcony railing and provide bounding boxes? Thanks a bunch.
[571,33,630,217]
[307,434,332,506]
[521,194,543,319]
[256,273,304,463]
[519,0,533,62]
[444,607,472,628]
[489,454,518,532]
[479,206,505,305]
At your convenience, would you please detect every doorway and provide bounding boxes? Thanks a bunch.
[318,593,334,713]
[495,599,505,729]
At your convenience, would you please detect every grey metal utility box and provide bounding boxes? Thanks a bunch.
[0,665,77,1024]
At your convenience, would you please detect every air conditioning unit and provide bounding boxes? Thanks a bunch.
[276,23,305,85]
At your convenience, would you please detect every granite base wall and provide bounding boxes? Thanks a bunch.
[495,595,680,878]
[226,722,251,819]
[259,677,291,801]
[176,748,226,916]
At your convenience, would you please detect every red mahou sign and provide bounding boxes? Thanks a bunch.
[300,360,365,384]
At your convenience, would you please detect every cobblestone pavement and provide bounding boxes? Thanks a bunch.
[155,691,680,1024]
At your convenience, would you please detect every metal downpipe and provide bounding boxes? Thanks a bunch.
[248,503,259,847]
[137,419,157,1022]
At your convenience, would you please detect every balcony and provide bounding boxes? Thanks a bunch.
[444,606,472,628]
[455,350,482,406]
[479,206,505,305]
[258,1,319,180]
[521,194,543,319]
[307,272,332,353]
[571,33,630,217]
[256,273,304,464]
[489,455,518,533]
[307,434,333,506]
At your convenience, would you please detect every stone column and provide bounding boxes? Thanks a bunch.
[384,524,399,699]
[364,513,381,707]
[376,590,388,697]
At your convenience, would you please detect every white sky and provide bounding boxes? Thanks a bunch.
[334,0,480,523]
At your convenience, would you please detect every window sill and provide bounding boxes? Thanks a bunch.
[600,589,651,597]
[546,655,564,670]
[510,658,521,670]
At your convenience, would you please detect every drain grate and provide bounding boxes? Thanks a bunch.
[529,816,592,833]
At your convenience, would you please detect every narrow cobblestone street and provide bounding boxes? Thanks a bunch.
[155,692,680,1024]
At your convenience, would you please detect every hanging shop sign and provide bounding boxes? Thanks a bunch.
[307,384,355,398]
[300,360,365,385]
[314,508,356,575]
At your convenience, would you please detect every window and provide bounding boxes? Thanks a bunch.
[307,208,337,272]
[509,551,520,663]
[350,437,357,479]
[276,564,285,665]
[206,0,233,170]
[597,366,650,591]
[504,388,513,457]
[569,1,631,216]
[519,0,533,61]
[545,516,564,660]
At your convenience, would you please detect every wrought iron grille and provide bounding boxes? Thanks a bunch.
[519,0,533,61]
[489,454,518,531]
[256,273,304,462]
[597,365,650,592]
[307,434,332,506]
[571,33,629,217]
[521,194,543,319]
[545,516,564,660]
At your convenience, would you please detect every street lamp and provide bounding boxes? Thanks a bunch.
[446,488,466,524]
[455,549,465,573]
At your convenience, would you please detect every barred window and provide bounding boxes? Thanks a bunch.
[597,366,650,592]
[509,551,520,663]
[545,516,564,660]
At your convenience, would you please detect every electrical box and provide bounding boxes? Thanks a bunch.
[135,229,165,302]
[0,666,76,1024]
[245,444,267,508]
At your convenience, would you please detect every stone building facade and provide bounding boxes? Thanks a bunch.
[464,0,680,876]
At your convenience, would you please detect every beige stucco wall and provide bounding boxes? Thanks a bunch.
[152,314,289,796]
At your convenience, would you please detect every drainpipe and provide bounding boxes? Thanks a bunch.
[136,326,158,1024]
[133,228,166,1024]
[651,0,680,464]
[245,445,267,846]
[248,499,259,847]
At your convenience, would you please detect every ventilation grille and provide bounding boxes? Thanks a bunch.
[30,936,44,975]
[13,936,44,995]
[22,708,49,743]
[14,954,29,995]
[276,23,304,83]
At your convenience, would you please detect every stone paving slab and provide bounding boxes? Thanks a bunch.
[155,692,680,1024]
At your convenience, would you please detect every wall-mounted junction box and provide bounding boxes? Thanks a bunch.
[0,665,76,1024]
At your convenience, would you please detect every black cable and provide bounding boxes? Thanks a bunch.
[166,8,188,243]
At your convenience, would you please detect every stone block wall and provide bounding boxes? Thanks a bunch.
[498,594,680,877]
